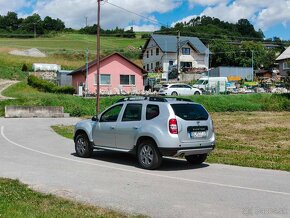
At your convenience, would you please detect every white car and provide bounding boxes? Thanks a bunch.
[158,83,202,96]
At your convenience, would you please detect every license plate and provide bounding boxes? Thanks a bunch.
[190,131,207,138]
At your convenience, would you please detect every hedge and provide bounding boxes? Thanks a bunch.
[27,75,75,94]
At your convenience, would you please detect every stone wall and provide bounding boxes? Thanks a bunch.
[29,71,57,82]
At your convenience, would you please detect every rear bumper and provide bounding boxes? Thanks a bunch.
[159,145,215,157]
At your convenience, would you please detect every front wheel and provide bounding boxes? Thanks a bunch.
[75,133,93,158]
[171,91,178,96]
[194,91,200,95]
[185,154,207,164]
[137,140,162,170]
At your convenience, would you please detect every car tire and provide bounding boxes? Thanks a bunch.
[137,140,162,170]
[75,133,93,158]
[185,154,207,164]
[194,91,200,95]
[171,91,178,96]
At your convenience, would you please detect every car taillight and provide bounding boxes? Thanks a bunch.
[211,119,215,132]
[169,118,178,134]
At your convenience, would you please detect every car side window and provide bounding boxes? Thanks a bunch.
[171,85,179,88]
[122,104,142,122]
[146,104,160,120]
[100,104,123,122]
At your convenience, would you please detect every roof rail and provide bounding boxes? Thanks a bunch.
[116,96,193,103]
[167,97,193,102]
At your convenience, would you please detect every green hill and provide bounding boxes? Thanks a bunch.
[0,33,146,80]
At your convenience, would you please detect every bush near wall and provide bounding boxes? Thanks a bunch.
[27,75,75,94]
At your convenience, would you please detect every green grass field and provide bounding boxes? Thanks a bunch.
[0,33,146,54]
[1,82,289,117]
[0,178,144,218]
[0,33,146,80]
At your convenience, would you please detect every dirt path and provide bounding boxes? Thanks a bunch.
[0,79,19,100]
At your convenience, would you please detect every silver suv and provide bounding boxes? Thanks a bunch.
[74,97,215,170]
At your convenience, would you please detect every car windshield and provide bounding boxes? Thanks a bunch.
[171,104,209,121]
[162,85,169,88]
[195,80,205,85]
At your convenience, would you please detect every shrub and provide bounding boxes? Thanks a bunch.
[27,75,75,94]
[21,64,28,72]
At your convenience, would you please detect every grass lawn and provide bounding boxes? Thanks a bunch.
[209,112,290,171]
[52,112,290,171]
[0,178,144,218]
[1,82,289,117]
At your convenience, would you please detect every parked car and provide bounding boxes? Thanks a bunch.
[158,83,202,96]
[192,77,228,92]
[74,96,215,170]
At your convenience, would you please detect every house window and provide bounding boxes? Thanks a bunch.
[180,62,192,68]
[151,63,153,70]
[156,48,159,55]
[95,74,111,85]
[147,64,149,71]
[156,62,160,68]
[120,75,135,85]
[100,74,111,85]
[283,61,289,69]
[146,50,149,58]
[182,48,190,55]
[151,49,153,56]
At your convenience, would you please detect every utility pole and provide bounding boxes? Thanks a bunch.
[34,23,36,39]
[85,48,89,97]
[85,16,88,27]
[207,44,210,92]
[96,0,103,114]
[176,31,180,80]
[251,50,254,81]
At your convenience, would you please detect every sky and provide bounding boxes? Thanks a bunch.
[0,0,289,40]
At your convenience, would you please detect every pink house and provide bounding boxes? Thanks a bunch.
[70,53,145,95]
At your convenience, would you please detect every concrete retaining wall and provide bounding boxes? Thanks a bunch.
[5,106,69,118]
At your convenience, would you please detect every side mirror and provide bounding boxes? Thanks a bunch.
[92,116,98,121]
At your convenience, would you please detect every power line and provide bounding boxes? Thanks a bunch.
[104,1,289,44]
[106,1,165,26]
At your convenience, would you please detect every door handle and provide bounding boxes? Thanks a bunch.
[133,126,139,129]
[110,126,115,130]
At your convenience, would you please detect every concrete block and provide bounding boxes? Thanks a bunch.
[5,106,68,118]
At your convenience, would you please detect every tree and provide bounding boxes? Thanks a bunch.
[3,12,19,31]
[21,13,44,34]
[54,18,65,31]
[43,16,54,31]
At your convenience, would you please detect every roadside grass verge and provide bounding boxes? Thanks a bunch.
[209,112,290,171]
[51,125,74,139]
[51,112,290,171]
[0,82,120,117]
[0,178,144,218]
[1,82,289,118]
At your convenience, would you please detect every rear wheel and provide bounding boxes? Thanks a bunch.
[137,140,162,170]
[185,154,207,164]
[194,91,200,95]
[171,91,178,96]
[75,133,93,158]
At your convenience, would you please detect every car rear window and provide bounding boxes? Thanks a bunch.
[170,104,209,120]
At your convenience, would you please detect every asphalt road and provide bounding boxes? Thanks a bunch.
[0,118,289,218]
